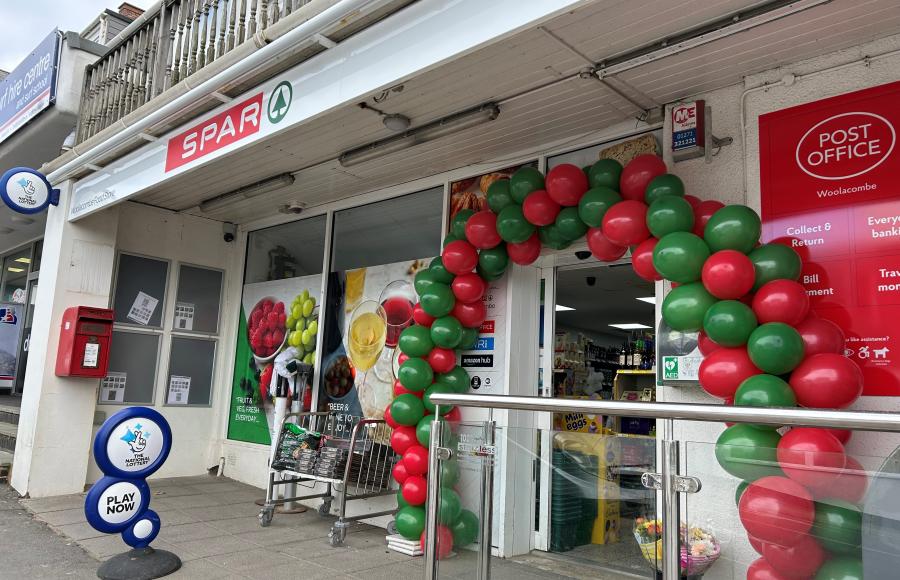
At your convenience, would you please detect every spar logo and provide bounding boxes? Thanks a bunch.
[795,112,896,180]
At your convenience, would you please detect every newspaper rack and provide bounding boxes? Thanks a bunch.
[258,411,399,546]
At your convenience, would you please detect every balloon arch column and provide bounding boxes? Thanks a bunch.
[382,155,865,579]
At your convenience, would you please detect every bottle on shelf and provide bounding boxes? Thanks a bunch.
[618,341,627,367]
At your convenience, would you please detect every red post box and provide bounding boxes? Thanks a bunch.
[55,306,114,378]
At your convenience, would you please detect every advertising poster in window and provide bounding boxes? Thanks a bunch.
[226,274,322,445]
[317,259,428,434]
[0,303,23,388]
[448,165,521,223]
[759,80,900,395]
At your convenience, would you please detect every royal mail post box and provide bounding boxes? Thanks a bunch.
[55,306,114,378]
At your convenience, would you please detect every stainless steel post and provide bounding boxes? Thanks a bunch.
[660,418,680,580]
[478,421,496,580]
[424,406,443,580]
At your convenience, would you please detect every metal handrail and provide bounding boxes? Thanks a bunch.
[428,393,900,432]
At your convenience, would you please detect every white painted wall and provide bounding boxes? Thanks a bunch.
[658,32,900,580]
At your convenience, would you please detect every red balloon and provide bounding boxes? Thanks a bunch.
[790,353,863,409]
[795,316,845,356]
[445,406,462,423]
[752,280,810,326]
[420,525,454,560]
[384,405,400,429]
[507,233,542,265]
[546,163,589,206]
[747,558,791,580]
[452,300,487,329]
[739,476,815,547]
[748,535,767,556]
[684,194,701,210]
[393,459,409,484]
[828,428,852,445]
[693,200,725,237]
[631,237,661,281]
[698,330,721,357]
[777,427,846,488]
[601,200,650,246]
[427,347,457,374]
[808,455,868,504]
[522,190,561,226]
[698,347,761,399]
[412,303,435,327]
[390,425,418,455]
[398,353,409,367]
[452,273,487,304]
[701,250,755,299]
[442,240,478,275]
[465,210,502,249]
[394,379,424,398]
[620,154,666,202]
[403,445,429,476]
[401,475,428,505]
[761,535,825,580]
[586,227,627,262]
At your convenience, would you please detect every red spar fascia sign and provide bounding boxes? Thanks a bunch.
[165,93,263,172]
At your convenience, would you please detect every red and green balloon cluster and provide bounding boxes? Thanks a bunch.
[383,154,865,575]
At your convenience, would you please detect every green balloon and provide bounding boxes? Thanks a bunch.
[703,300,757,347]
[747,323,805,375]
[496,204,535,244]
[438,366,470,394]
[555,207,589,240]
[478,245,509,277]
[486,179,514,214]
[397,489,409,509]
[653,232,710,283]
[452,209,475,239]
[477,265,505,281]
[704,205,761,253]
[443,233,461,247]
[578,186,622,227]
[644,173,685,205]
[509,167,545,204]
[538,224,572,250]
[424,382,455,415]
[661,282,717,332]
[735,374,796,409]
[815,557,863,580]
[399,325,434,357]
[647,196,695,238]
[749,243,803,291]
[395,505,427,540]
[451,509,480,547]
[812,500,862,555]
[715,424,782,481]
[458,327,479,350]
[429,256,455,284]
[416,414,433,447]
[441,459,460,488]
[588,159,623,190]
[436,488,462,524]
[431,316,463,349]
[398,357,434,392]
[420,282,456,318]
[414,269,436,296]
[391,393,425,426]
[735,480,750,506]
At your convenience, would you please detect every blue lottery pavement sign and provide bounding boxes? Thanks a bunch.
[85,407,181,579]
[0,167,60,214]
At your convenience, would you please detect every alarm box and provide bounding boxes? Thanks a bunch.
[55,306,114,378]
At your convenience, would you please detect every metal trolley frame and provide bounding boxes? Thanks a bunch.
[258,411,399,546]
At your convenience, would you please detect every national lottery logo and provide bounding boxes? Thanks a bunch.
[121,423,149,454]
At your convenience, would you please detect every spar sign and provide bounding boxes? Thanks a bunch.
[759,80,900,395]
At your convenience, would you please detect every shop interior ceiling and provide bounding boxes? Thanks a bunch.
[131,0,900,223]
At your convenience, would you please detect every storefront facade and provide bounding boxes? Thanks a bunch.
[8,0,900,577]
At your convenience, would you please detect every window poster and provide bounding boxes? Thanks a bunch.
[759,80,900,395]
[317,259,427,435]
[226,274,322,445]
[448,163,531,224]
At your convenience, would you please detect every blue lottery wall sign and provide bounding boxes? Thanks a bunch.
[85,407,172,549]
[0,167,60,214]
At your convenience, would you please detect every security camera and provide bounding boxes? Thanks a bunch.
[223,222,236,243]
[278,202,305,215]
[586,276,597,287]
[575,250,591,260]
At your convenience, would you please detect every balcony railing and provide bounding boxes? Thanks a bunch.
[76,0,313,143]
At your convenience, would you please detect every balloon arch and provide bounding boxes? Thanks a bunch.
[384,154,865,577]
